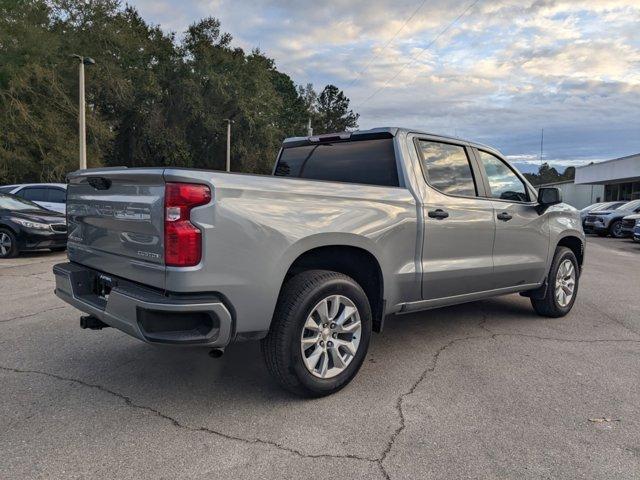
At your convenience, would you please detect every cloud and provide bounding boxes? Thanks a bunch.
[128,0,640,168]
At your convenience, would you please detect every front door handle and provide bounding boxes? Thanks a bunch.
[428,209,449,219]
[497,212,513,221]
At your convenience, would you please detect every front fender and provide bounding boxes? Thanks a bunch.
[546,204,586,265]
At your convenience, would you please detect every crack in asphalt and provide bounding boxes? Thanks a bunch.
[490,333,640,344]
[0,366,379,466]
[582,299,640,337]
[377,334,488,479]
[2,306,638,479]
[376,317,640,479]
[477,306,493,335]
[0,306,68,324]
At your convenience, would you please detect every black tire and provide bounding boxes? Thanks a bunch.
[0,228,19,259]
[261,270,372,397]
[609,220,624,238]
[531,246,579,318]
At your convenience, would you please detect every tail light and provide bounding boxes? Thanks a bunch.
[164,182,211,267]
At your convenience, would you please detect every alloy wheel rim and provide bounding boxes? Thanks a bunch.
[300,295,362,379]
[0,233,11,256]
[613,223,623,237]
[555,259,576,308]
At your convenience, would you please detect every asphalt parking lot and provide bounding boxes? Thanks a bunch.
[1,236,639,479]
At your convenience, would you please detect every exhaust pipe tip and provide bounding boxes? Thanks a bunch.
[208,348,224,359]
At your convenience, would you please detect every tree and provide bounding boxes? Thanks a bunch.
[0,1,359,183]
[0,0,112,182]
[313,85,359,134]
[523,162,576,186]
[561,166,575,181]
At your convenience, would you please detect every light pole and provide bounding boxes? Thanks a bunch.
[224,119,233,172]
[71,55,95,170]
[307,117,313,137]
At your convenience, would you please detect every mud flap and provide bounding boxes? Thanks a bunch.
[519,280,548,300]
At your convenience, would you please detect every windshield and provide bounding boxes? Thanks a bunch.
[0,193,44,211]
[583,203,605,212]
[618,200,640,210]
[605,202,626,210]
[589,202,620,212]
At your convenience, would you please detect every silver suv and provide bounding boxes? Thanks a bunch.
[53,128,585,396]
[584,200,640,237]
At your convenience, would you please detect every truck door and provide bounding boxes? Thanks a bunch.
[473,149,549,289]
[416,139,496,300]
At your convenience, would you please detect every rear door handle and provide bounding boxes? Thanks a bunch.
[497,212,513,221]
[428,209,449,219]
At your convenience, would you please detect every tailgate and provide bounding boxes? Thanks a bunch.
[66,168,166,289]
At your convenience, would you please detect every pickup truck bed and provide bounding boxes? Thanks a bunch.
[56,162,417,347]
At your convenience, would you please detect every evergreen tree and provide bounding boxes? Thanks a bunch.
[0,1,358,182]
[524,162,576,186]
[313,85,359,134]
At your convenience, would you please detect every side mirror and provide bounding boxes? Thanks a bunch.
[538,187,562,206]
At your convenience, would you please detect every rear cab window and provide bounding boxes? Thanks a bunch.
[274,137,399,187]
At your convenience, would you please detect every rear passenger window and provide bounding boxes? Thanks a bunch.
[417,141,477,197]
[48,188,66,203]
[274,138,399,187]
[20,188,48,202]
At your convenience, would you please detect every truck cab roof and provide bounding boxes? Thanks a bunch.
[282,127,500,156]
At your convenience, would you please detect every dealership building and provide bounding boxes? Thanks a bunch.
[536,180,604,210]
[575,153,640,202]
[538,153,640,209]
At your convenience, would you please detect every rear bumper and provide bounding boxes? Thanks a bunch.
[53,262,233,347]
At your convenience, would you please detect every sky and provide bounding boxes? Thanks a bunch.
[129,0,640,173]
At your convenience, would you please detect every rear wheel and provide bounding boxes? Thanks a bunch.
[609,220,624,238]
[531,246,579,318]
[261,270,372,397]
[0,229,18,258]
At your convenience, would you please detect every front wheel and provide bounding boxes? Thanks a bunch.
[0,229,18,258]
[531,246,579,318]
[610,220,624,238]
[261,270,372,397]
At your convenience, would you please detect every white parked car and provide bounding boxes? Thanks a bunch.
[0,183,67,214]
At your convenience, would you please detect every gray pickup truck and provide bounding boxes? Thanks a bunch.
[53,128,585,396]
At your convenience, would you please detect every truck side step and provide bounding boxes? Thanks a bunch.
[80,315,110,330]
